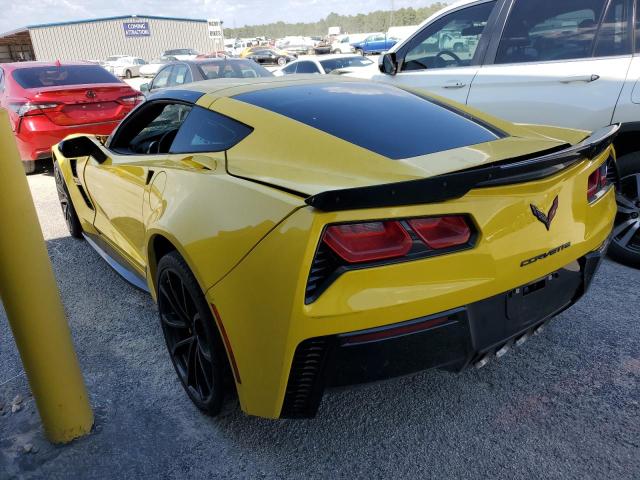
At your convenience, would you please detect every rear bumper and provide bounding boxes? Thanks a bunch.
[15,117,119,162]
[281,245,606,418]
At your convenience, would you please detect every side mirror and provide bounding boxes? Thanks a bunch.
[379,52,398,76]
[140,83,150,93]
[58,136,108,163]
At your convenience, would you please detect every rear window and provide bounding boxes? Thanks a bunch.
[233,82,503,159]
[12,65,120,88]
[198,60,273,79]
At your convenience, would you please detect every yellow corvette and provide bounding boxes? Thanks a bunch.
[53,76,617,419]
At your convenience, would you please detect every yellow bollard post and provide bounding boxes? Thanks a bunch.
[0,109,93,443]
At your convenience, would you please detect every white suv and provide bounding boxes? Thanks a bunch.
[361,0,640,266]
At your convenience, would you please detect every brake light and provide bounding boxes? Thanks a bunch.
[119,94,145,105]
[587,162,609,202]
[408,216,471,249]
[323,221,412,263]
[8,102,59,117]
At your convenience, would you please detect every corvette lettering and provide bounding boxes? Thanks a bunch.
[520,242,571,267]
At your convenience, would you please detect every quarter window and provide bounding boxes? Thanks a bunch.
[494,0,629,64]
[281,63,298,74]
[169,106,253,153]
[402,1,495,71]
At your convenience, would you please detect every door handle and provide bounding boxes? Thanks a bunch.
[443,81,467,89]
[559,74,600,84]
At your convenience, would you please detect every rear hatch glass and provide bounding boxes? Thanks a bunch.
[12,65,121,88]
[233,81,504,159]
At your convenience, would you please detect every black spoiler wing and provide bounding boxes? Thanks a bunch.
[305,125,619,212]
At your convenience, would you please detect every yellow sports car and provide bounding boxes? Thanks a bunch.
[53,76,617,419]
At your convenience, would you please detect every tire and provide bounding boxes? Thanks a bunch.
[608,151,640,267]
[125,70,132,79]
[277,56,287,66]
[156,251,230,416]
[331,49,340,54]
[23,160,37,174]
[355,48,364,56]
[53,161,83,239]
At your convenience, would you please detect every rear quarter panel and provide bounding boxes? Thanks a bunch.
[144,156,305,297]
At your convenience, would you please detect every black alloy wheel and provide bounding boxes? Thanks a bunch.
[157,252,228,415]
[609,172,640,267]
[53,162,83,238]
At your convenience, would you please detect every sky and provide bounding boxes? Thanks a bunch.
[0,0,441,34]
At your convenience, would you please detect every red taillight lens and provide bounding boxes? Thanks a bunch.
[8,102,59,117]
[323,221,412,263]
[119,94,145,105]
[587,162,609,202]
[408,216,471,249]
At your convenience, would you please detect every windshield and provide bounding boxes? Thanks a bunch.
[198,60,273,79]
[320,56,374,73]
[12,65,121,88]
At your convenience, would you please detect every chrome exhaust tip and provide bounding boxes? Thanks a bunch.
[496,343,511,358]
[515,333,529,347]
[474,354,490,369]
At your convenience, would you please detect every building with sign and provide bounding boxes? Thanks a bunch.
[0,15,225,63]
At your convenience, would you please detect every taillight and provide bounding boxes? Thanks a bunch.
[119,94,145,105]
[323,221,412,263]
[587,162,609,202]
[8,102,59,117]
[408,216,471,249]
[308,215,475,302]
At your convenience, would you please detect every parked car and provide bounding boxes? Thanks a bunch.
[364,0,640,267]
[0,61,143,173]
[245,48,297,66]
[313,40,332,55]
[139,57,177,78]
[351,33,399,55]
[274,55,375,76]
[331,35,357,54]
[161,49,199,61]
[107,57,147,78]
[102,55,129,66]
[52,76,615,418]
[140,58,272,95]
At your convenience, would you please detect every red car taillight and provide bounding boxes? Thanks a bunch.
[308,215,475,303]
[323,221,412,263]
[587,162,609,202]
[322,215,473,264]
[8,101,59,117]
[119,94,145,106]
[408,216,471,250]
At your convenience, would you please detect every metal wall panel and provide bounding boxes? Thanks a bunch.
[30,16,223,61]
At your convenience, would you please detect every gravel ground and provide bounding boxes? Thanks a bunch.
[1,169,639,479]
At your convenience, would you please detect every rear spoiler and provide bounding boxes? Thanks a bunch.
[305,124,620,212]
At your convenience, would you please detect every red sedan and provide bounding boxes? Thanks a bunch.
[0,61,143,173]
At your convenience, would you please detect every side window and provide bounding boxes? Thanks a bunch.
[281,63,298,74]
[594,0,632,57]
[111,102,192,154]
[296,61,320,74]
[0,69,4,92]
[170,106,253,153]
[402,1,496,71]
[170,64,192,86]
[495,0,617,64]
[152,67,172,90]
